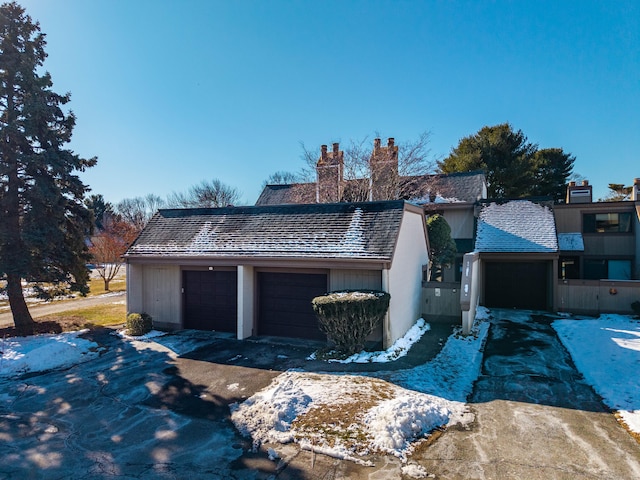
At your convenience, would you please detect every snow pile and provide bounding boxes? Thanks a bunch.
[391,307,490,402]
[232,310,490,462]
[329,318,430,363]
[553,314,640,435]
[230,371,466,461]
[0,331,100,378]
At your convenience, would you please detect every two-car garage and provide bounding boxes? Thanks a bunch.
[182,269,327,340]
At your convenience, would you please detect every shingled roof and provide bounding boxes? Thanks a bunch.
[405,171,486,204]
[255,171,487,206]
[126,201,408,260]
[475,200,558,253]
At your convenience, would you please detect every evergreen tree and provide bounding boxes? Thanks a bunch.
[599,183,632,202]
[438,123,574,200]
[84,193,114,231]
[426,214,457,282]
[529,148,575,202]
[0,2,96,333]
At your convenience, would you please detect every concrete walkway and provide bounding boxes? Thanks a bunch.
[410,309,640,479]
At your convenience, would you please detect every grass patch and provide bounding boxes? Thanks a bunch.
[291,377,395,452]
[40,302,127,327]
[0,303,126,337]
[87,276,126,296]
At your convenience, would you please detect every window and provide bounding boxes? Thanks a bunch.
[584,259,631,280]
[583,212,632,233]
[558,256,580,280]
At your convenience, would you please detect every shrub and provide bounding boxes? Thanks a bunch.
[126,312,153,336]
[312,290,391,356]
[631,301,640,318]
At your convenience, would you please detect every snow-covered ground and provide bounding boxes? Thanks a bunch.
[553,313,640,436]
[0,331,101,378]
[231,308,490,462]
[1,307,638,467]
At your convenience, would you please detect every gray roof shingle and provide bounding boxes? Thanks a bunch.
[255,171,487,206]
[475,200,558,253]
[126,201,407,260]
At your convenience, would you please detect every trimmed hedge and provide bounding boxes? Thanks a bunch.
[126,312,153,336]
[312,290,390,356]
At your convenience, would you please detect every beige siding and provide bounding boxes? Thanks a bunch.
[237,265,255,339]
[558,279,639,314]
[554,207,582,232]
[126,263,144,314]
[387,208,430,346]
[141,265,182,329]
[583,235,635,256]
[442,208,476,239]
[422,282,461,320]
[329,269,382,291]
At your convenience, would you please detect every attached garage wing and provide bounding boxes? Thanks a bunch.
[484,262,550,311]
[258,272,327,341]
[183,270,237,333]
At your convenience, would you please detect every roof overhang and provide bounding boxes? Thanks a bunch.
[125,255,392,270]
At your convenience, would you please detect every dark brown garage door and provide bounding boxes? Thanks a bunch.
[183,270,237,332]
[484,262,549,310]
[258,272,327,340]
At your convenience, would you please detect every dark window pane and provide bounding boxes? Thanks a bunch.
[583,214,596,233]
[559,256,580,279]
[619,212,632,233]
[584,259,607,280]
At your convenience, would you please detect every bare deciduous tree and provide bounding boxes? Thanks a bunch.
[296,131,435,202]
[165,179,242,208]
[115,194,165,232]
[89,218,138,291]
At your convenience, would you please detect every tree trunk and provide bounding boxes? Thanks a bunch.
[104,279,110,291]
[7,273,34,334]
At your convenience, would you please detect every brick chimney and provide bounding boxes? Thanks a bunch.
[316,142,344,203]
[565,179,593,204]
[369,137,399,201]
[632,178,640,202]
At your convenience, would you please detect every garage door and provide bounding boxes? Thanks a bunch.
[258,272,327,340]
[183,270,237,332]
[484,262,549,310]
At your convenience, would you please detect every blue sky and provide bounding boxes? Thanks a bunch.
[20,0,639,204]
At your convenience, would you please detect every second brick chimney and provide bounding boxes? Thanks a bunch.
[369,137,399,201]
[316,142,344,203]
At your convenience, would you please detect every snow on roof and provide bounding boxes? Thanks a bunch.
[475,200,558,253]
[126,201,408,261]
[557,233,585,252]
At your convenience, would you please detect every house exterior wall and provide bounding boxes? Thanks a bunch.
[126,263,144,314]
[558,279,639,315]
[441,207,476,239]
[422,282,460,322]
[237,265,255,339]
[128,264,181,330]
[636,204,640,278]
[387,207,430,346]
[555,201,638,280]
[329,269,382,291]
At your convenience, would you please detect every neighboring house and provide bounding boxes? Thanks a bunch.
[459,178,640,324]
[256,137,487,283]
[125,201,430,348]
[256,138,487,208]
[555,180,639,281]
[553,178,640,314]
[473,200,559,311]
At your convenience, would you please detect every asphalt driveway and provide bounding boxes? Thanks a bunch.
[410,309,640,479]
[0,324,452,479]
[2,312,639,479]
